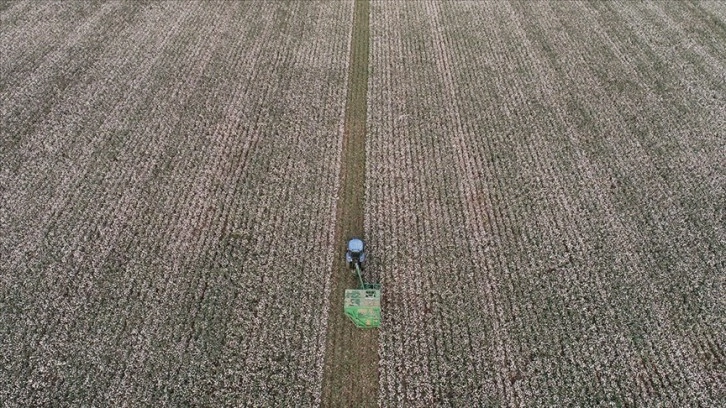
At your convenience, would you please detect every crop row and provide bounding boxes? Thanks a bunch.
[367,1,724,406]
[1,2,352,406]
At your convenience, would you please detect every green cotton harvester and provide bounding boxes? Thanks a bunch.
[343,238,380,328]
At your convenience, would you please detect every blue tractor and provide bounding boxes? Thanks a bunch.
[343,238,380,328]
[345,237,366,270]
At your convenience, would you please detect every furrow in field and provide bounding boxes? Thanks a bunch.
[321,1,379,406]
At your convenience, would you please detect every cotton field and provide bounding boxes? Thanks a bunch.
[1,1,723,407]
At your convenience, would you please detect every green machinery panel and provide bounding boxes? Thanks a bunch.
[344,289,381,328]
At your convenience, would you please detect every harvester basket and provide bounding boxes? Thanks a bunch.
[344,289,381,328]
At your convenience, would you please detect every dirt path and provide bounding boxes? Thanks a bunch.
[320,1,377,406]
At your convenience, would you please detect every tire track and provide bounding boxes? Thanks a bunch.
[321,1,377,406]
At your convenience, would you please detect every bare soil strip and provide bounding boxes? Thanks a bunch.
[321,0,377,406]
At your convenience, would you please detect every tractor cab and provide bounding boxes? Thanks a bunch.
[345,238,366,269]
